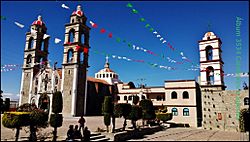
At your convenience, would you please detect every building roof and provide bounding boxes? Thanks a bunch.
[165,79,196,82]
[87,77,110,85]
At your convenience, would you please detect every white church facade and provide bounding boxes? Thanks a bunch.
[18,5,249,132]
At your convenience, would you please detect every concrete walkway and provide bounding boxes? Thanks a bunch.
[1,115,249,141]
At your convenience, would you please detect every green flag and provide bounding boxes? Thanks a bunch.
[140,18,146,22]
[128,43,132,47]
[145,24,150,28]
[132,9,138,14]
[116,37,121,42]
[149,28,154,32]
[126,3,133,8]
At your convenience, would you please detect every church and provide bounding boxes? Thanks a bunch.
[19,5,249,132]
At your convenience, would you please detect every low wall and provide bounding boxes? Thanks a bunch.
[114,126,162,141]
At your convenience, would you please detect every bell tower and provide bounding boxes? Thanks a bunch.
[19,15,50,105]
[61,5,90,116]
[199,32,226,90]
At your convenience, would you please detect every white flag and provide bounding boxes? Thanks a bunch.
[14,22,24,28]
[43,34,50,39]
[54,38,61,44]
[61,4,70,9]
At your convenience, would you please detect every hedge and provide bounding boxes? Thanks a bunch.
[128,105,142,121]
[52,91,63,114]
[114,103,131,118]
[50,114,63,128]
[156,113,172,122]
[2,112,30,128]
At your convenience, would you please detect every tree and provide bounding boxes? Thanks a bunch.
[128,82,136,89]
[102,96,113,132]
[50,91,63,141]
[243,82,249,90]
[127,105,142,129]
[5,98,10,112]
[114,103,132,131]
[17,103,49,141]
[139,99,156,126]
[2,112,30,141]
[132,95,139,105]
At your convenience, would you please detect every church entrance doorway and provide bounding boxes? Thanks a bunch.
[38,93,50,113]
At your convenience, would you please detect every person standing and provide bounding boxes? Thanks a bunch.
[78,115,86,135]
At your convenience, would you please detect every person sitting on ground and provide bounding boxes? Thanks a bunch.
[66,125,74,141]
[83,127,91,141]
[73,125,82,139]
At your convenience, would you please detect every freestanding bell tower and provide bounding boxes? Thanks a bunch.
[61,5,90,116]
[19,15,49,105]
[199,32,226,90]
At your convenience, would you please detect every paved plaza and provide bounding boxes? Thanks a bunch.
[1,115,249,141]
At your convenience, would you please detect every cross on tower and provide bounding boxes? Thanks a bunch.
[105,55,109,63]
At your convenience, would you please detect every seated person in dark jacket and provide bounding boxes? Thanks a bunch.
[74,125,82,139]
[67,125,74,140]
[83,127,91,141]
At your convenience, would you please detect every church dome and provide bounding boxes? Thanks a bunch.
[72,5,84,16]
[32,15,45,26]
[202,31,217,40]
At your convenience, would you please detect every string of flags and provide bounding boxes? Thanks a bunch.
[126,3,195,65]
[1,64,21,72]
[91,49,176,70]
[89,20,183,65]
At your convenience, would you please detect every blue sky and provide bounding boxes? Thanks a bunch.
[1,1,249,100]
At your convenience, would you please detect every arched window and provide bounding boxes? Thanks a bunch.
[171,91,177,99]
[172,108,178,116]
[124,96,127,101]
[28,37,34,49]
[110,74,112,77]
[67,49,74,63]
[244,97,249,105]
[117,96,120,101]
[68,29,75,43]
[183,108,189,116]
[71,19,74,23]
[79,51,84,64]
[128,96,132,100]
[206,66,214,85]
[206,46,213,61]
[183,91,189,99]
[55,76,58,85]
[156,96,162,101]
[81,33,85,44]
[35,78,38,85]
[141,95,145,100]
[34,87,37,95]
[103,74,105,78]
[106,74,108,78]
[26,54,32,67]
[41,40,45,51]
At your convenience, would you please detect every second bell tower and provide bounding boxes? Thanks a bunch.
[61,5,90,116]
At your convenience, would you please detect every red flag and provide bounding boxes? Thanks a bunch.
[100,29,106,33]
[92,23,98,28]
[84,47,89,53]
[108,33,113,38]
[76,45,81,51]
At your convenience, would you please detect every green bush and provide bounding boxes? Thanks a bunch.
[104,113,111,126]
[139,100,156,120]
[128,106,142,121]
[156,113,172,122]
[114,103,131,118]
[2,112,30,128]
[102,96,113,114]
[30,109,49,127]
[50,114,63,128]
[52,91,63,114]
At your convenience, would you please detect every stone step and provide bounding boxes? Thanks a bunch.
[90,134,105,140]
[91,132,101,137]
[91,137,110,141]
